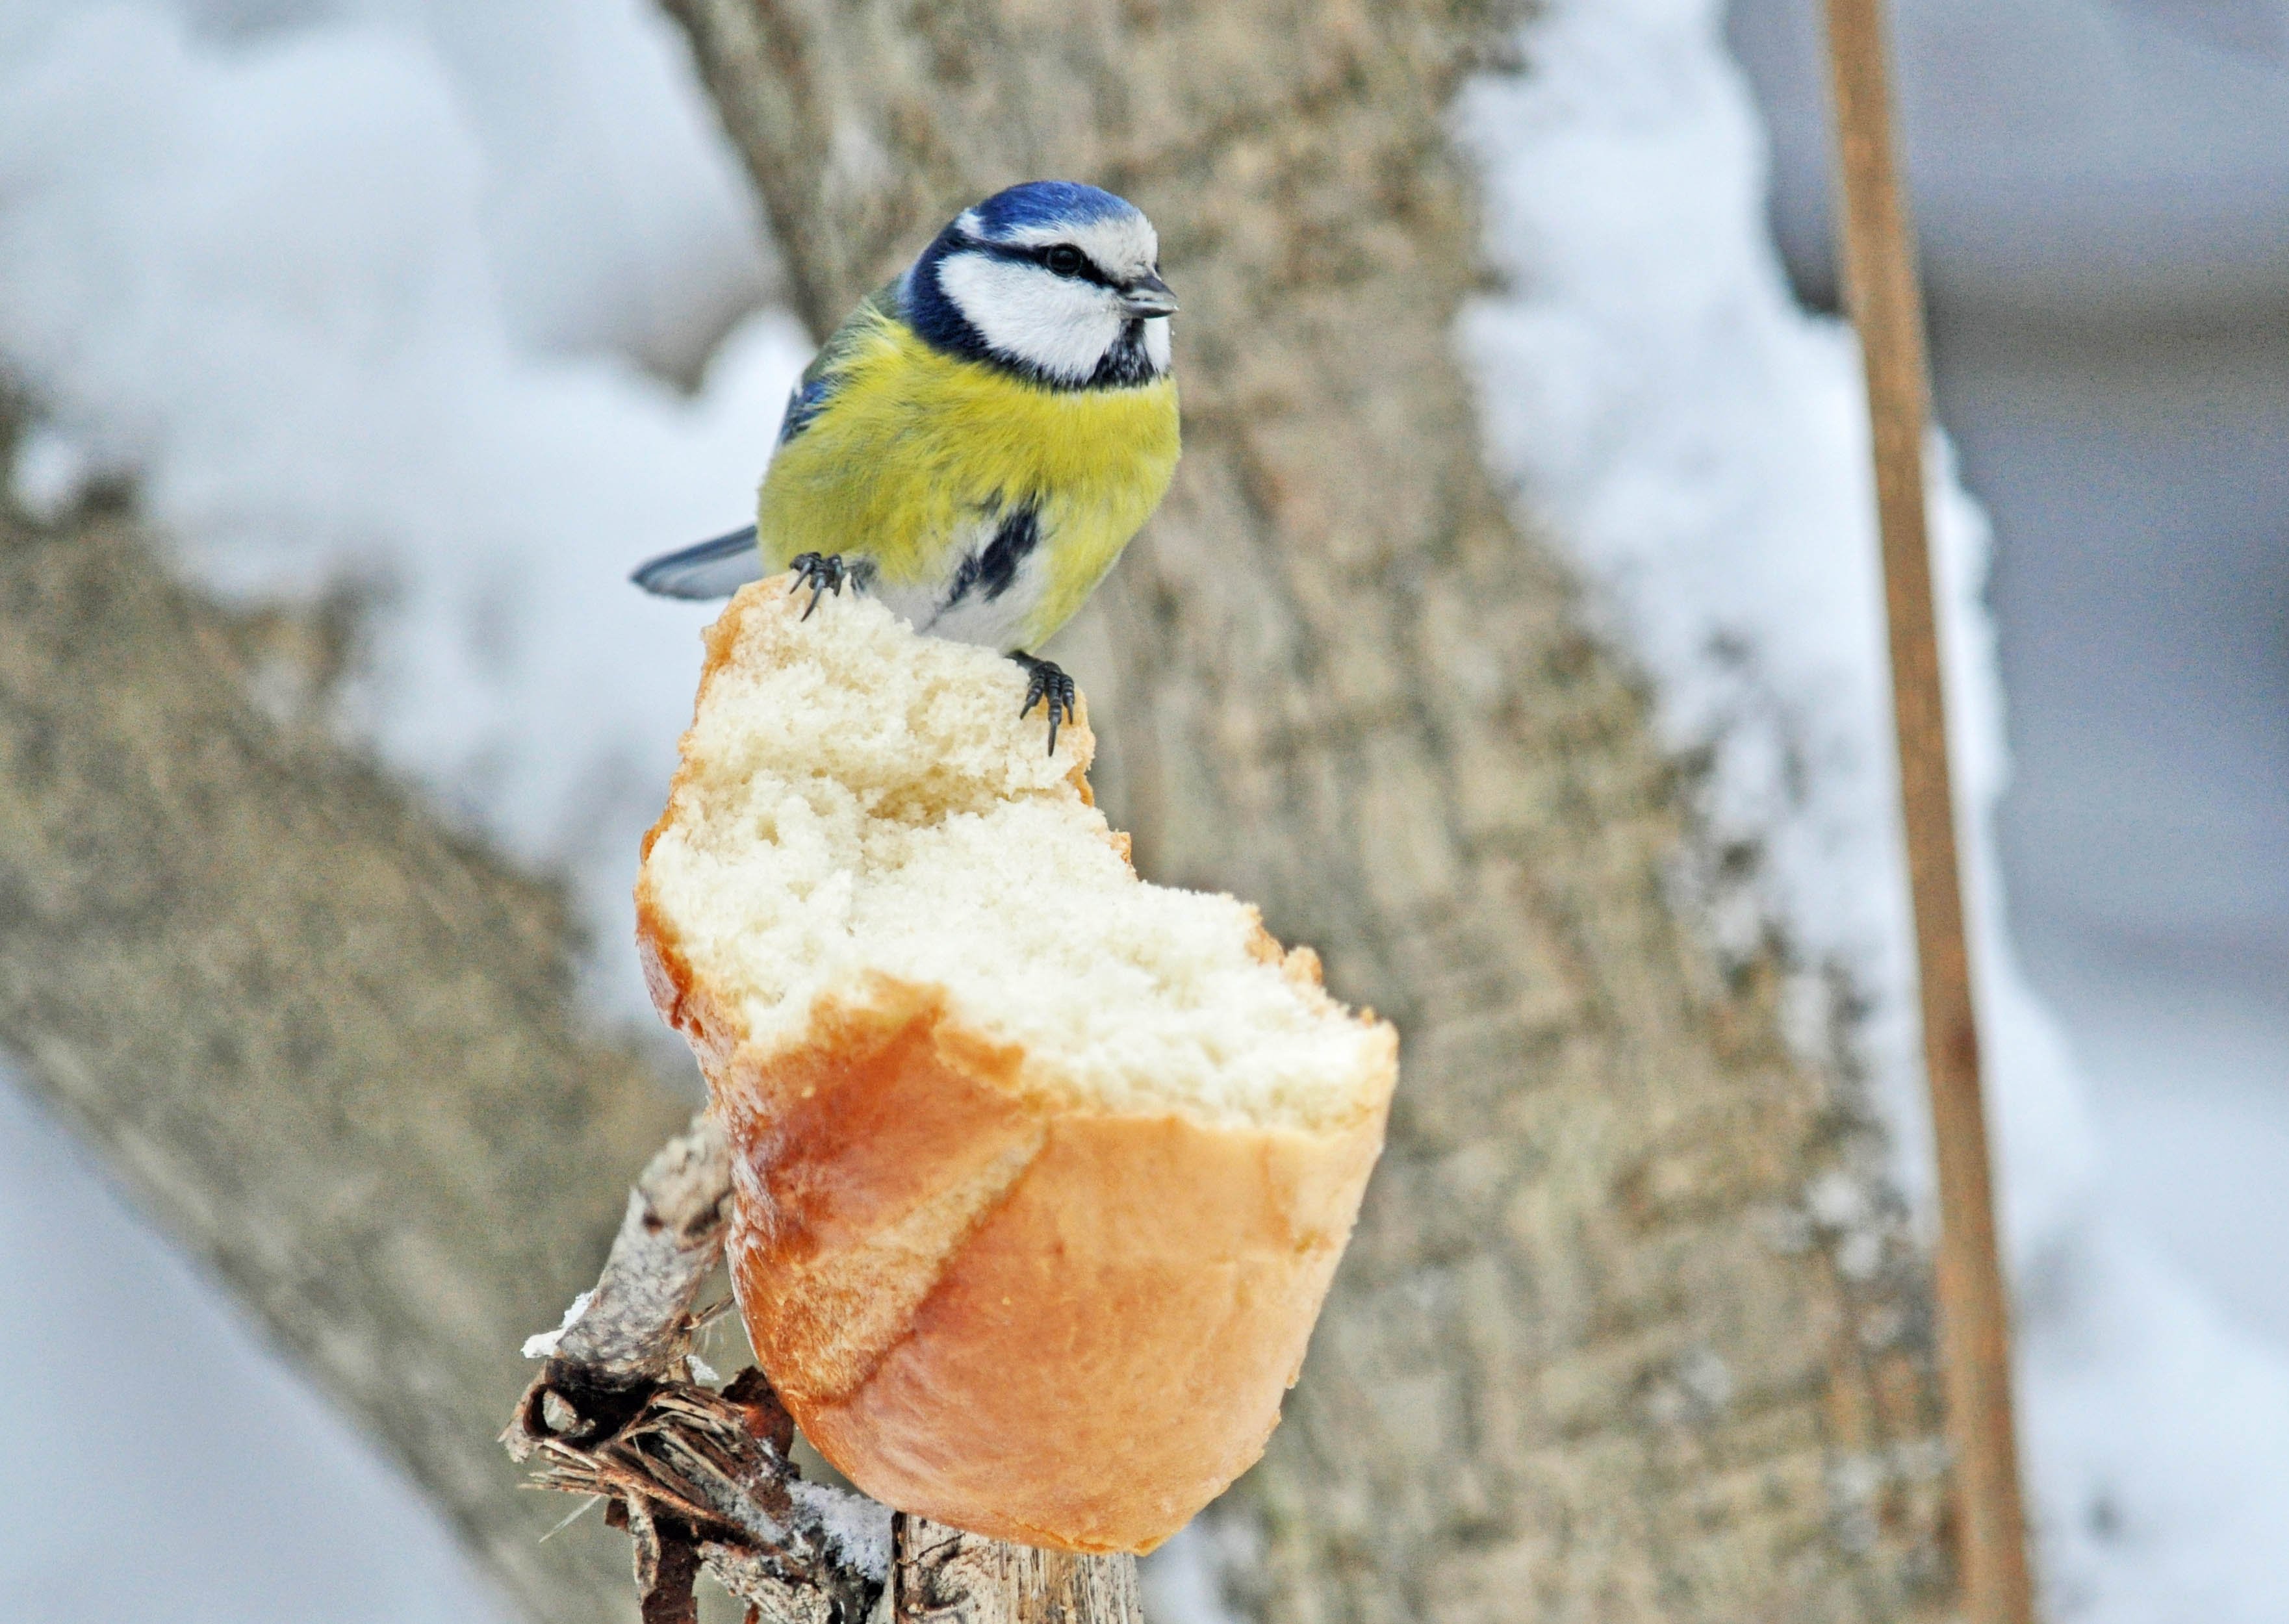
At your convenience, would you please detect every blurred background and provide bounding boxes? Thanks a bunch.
[2,0,2284,1618]
[1728,0,2289,1354]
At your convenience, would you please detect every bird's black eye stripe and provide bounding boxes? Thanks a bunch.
[1043,245,1116,288]
[967,236,1119,288]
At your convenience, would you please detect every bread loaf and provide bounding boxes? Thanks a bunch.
[636,577,1396,1553]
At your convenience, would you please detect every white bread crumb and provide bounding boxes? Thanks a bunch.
[643,582,1387,1132]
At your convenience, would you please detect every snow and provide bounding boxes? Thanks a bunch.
[1459,0,2289,1614]
[787,1480,895,1584]
[0,1,799,1616]
[0,0,2282,1617]
[520,1289,595,1360]
[0,1074,513,1623]
[0,0,811,1019]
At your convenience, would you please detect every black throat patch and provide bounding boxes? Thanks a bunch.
[1090,320,1158,388]
[945,504,1043,608]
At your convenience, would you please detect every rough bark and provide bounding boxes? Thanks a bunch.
[659,5,1953,1620]
[893,1517,1144,1624]
[0,481,693,1624]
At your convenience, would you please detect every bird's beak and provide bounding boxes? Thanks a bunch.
[1118,273,1178,319]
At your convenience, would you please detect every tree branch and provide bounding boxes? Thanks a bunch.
[502,1115,1140,1624]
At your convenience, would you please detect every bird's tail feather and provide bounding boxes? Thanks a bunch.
[631,526,763,600]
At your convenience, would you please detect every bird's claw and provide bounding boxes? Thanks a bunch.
[1012,654,1077,755]
[789,552,849,619]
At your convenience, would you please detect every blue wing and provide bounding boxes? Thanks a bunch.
[637,280,908,597]
[776,377,832,445]
[774,277,904,446]
[630,525,763,600]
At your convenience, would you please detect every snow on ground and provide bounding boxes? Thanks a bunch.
[0,1072,514,1623]
[0,0,2282,1618]
[1459,0,2289,1615]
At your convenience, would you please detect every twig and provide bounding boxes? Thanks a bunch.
[1818,3,2038,1621]
[502,1115,889,1624]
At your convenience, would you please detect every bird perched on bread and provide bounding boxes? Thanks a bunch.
[632,180,1181,752]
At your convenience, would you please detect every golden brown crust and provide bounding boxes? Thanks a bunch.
[689,982,1390,1553]
[635,579,1397,1553]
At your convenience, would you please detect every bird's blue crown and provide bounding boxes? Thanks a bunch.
[965,181,1136,240]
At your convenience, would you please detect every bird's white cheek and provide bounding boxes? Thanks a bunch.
[939,253,1121,383]
[1144,318,1171,373]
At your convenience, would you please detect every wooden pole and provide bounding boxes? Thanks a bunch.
[1816,4,2038,1621]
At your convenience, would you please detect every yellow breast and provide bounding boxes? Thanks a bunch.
[754,310,1179,648]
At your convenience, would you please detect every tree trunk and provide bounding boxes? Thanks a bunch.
[660,4,1954,1619]
[0,482,692,1624]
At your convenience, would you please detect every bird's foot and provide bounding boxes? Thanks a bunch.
[789,552,850,619]
[1011,653,1077,755]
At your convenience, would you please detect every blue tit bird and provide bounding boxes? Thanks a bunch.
[632,180,1181,752]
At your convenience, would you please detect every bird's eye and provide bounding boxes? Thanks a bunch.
[1045,246,1084,276]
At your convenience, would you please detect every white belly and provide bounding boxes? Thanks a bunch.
[867,522,1058,653]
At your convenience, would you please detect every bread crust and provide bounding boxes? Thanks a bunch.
[635,581,1396,1553]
